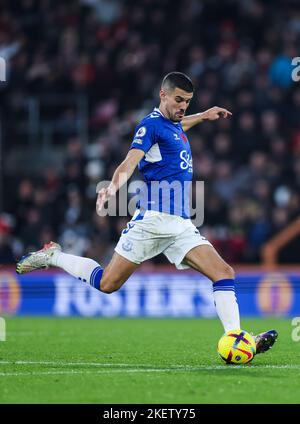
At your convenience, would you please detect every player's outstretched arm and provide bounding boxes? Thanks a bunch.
[96,148,145,215]
[182,106,232,132]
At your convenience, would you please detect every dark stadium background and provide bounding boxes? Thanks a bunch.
[1,0,300,267]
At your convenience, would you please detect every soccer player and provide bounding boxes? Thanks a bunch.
[16,72,277,353]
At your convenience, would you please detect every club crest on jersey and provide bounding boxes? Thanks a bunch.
[122,240,133,252]
[136,126,147,137]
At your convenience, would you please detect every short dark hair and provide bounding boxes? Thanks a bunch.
[162,72,194,93]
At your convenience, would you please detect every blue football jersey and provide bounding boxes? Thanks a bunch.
[130,108,193,218]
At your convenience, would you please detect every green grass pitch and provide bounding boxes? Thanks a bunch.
[0,317,299,404]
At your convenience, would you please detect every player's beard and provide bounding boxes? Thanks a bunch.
[165,105,184,122]
[174,111,184,121]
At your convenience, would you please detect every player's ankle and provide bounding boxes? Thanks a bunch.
[49,250,61,267]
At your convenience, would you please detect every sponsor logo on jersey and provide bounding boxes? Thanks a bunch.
[173,133,180,140]
[180,150,193,172]
[133,138,143,145]
[136,126,147,137]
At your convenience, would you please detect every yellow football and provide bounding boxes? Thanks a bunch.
[217,329,256,364]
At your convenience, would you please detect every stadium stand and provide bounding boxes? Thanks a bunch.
[0,0,300,265]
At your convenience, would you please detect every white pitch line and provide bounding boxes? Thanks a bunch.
[0,369,179,377]
[0,361,139,367]
[0,361,300,372]
[0,360,217,368]
[0,365,300,377]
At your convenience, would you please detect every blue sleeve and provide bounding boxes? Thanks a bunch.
[130,123,157,153]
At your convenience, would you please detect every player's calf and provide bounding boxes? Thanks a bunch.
[100,275,123,294]
[98,252,139,294]
[99,266,133,293]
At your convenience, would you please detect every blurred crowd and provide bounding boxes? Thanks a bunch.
[1,0,300,265]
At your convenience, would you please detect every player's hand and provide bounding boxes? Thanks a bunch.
[202,106,232,121]
[96,186,116,215]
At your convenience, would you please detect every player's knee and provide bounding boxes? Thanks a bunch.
[199,262,236,282]
[221,264,235,280]
[211,263,235,281]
